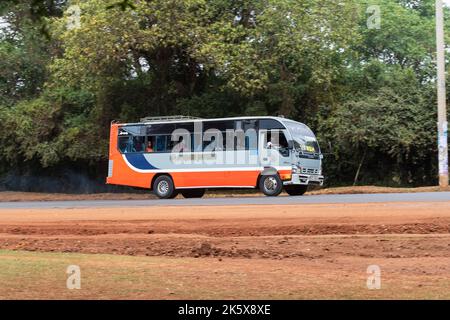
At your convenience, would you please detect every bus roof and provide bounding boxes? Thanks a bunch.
[116,116,293,127]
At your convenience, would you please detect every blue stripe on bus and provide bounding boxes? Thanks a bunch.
[125,153,159,170]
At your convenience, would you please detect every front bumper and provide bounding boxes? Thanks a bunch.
[283,173,324,186]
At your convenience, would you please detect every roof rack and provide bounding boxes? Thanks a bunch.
[140,115,203,123]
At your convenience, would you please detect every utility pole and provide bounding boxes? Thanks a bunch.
[436,0,449,188]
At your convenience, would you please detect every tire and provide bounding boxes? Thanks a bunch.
[259,174,283,197]
[153,175,177,199]
[168,190,179,199]
[285,185,308,196]
[181,189,205,198]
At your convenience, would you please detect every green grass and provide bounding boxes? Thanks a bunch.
[1,250,450,299]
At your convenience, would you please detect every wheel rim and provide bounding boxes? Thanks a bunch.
[157,180,169,195]
[264,176,278,192]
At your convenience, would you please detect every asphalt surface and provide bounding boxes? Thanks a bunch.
[0,192,449,209]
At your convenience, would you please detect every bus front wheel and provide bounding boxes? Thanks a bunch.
[285,185,308,196]
[181,189,205,198]
[259,174,283,197]
[153,175,177,199]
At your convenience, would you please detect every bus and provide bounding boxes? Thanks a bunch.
[106,116,324,199]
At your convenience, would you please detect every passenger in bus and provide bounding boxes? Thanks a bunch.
[173,136,187,153]
[134,140,143,152]
[146,140,154,153]
[125,137,134,153]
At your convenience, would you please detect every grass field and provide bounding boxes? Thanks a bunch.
[1,250,450,299]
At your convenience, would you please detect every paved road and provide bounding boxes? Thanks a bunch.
[0,192,449,209]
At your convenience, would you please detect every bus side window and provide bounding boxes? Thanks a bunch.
[278,131,288,149]
[208,136,220,151]
[264,130,288,149]
[146,135,177,153]
[118,136,145,153]
[154,136,163,152]
[245,131,257,150]
[167,136,176,151]
[145,136,155,152]
[133,136,145,152]
[155,135,172,152]
[118,137,129,153]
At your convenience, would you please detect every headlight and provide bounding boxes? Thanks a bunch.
[292,165,300,173]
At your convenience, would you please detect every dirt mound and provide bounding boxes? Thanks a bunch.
[1,220,449,237]
[0,201,450,260]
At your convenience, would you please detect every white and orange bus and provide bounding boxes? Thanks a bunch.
[106,116,323,198]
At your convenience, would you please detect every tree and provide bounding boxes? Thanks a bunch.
[0,0,448,190]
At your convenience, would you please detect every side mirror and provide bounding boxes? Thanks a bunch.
[287,140,294,149]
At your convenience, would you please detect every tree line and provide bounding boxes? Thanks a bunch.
[0,0,448,191]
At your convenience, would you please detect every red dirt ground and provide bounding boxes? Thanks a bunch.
[1,201,450,299]
[0,202,450,259]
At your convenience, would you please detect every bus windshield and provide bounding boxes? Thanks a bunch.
[282,120,320,154]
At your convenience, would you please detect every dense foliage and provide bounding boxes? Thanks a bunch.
[0,0,448,191]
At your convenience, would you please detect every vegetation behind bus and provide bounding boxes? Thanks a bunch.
[0,0,446,192]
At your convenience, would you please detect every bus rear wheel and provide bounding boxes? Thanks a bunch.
[153,175,177,199]
[181,189,205,198]
[285,185,308,196]
[259,174,283,197]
